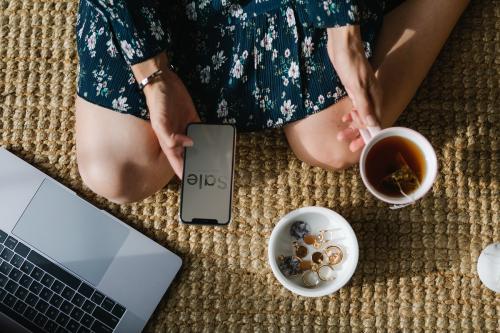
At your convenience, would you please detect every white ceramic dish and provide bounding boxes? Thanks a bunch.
[268,206,359,297]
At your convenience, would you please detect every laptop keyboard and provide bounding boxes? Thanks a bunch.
[0,229,126,333]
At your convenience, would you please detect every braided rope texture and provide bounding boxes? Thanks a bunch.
[0,0,498,332]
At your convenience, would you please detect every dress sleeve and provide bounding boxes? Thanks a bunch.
[303,0,361,28]
[86,0,171,66]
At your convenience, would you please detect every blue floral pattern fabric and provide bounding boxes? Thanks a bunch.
[76,0,402,131]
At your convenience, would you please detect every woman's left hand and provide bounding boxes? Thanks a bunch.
[327,25,383,152]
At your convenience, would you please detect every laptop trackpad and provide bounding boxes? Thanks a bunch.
[13,180,129,286]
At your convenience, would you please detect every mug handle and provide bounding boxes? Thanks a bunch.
[359,126,382,144]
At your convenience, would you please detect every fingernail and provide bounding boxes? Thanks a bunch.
[183,141,193,147]
[366,115,377,126]
[337,133,344,141]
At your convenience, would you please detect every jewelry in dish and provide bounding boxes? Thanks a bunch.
[317,265,335,281]
[290,221,310,240]
[325,245,343,265]
[302,270,320,288]
[277,255,302,277]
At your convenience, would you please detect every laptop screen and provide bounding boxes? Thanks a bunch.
[12,179,129,285]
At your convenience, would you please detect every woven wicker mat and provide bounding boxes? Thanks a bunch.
[0,0,498,332]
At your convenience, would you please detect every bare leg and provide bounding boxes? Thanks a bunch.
[76,97,174,204]
[284,0,470,170]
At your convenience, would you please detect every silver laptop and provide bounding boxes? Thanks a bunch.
[0,148,182,333]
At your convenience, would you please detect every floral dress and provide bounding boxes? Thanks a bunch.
[76,0,403,131]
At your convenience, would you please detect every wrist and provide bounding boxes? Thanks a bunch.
[131,52,169,83]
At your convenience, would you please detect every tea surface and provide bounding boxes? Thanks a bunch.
[365,136,426,197]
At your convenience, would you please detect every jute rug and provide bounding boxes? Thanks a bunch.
[0,1,498,332]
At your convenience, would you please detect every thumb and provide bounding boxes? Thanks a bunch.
[172,133,194,148]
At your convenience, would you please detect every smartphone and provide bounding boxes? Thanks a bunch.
[180,123,236,225]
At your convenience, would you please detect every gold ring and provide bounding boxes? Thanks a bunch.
[317,265,336,281]
[325,245,343,265]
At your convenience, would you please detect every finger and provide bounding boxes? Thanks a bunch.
[160,132,193,149]
[173,133,194,147]
[350,109,365,128]
[342,112,353,123]
[349,137,365,152]
[337,127,360,142]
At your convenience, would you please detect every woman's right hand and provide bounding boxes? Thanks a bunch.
[132,53,200,179]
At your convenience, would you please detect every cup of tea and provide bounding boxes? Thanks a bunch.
[359,126,438,207]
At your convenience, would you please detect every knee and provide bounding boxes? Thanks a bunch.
[294,144,361,171]
[77,153,139,204]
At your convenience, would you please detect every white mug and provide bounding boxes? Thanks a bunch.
[359,126,438,208]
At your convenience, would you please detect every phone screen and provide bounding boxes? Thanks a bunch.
[180,124,236,225]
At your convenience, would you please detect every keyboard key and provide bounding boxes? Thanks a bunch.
[0,289,5,302]
[91,320,113,333]
[5,280,18,293]
[9,267,22,281]
[101,297,115,311]
[1,247,14,261]
[41,287,54,301]
[24,306,37,320]
[28,251,81,290]
[67,318,80,332]
[80,313,94,328]
[57,326,69,333]
[35,312,48,327]
[31,266,44,281]
[45,319,59,333]
[20,260,34,274]
[40,273,55,286]
[0,230,7,243]
[14,286,29,300]
[14,241,30,257]
[46,305,59,319]
[5,236,18,250]
[36,299,49,313]
[50,293,64,308]
[91,291,104,305]
[19,273,33,288]
[82,300,95,314]
[70,307,84,321]
[71,293,85,307]
[78,283,94,298]
[61,300,74,314]
[29,280,43,294]
[14,299,27,314]
[3,293,17,307]
[62,287,75,300]
[0,272,8,287]
[25,292,38,307]
[93,306,119,329]
[51,279,65,294]
[10,254,23,268]
[56,312,70,326]
[0,245,3,254]
[0,260,13,274]
[77,326,90,333]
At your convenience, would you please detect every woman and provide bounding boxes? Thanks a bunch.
[75,0,469,204]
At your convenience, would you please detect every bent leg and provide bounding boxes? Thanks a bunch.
[76,97,174,204]
[284,0,470,170]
